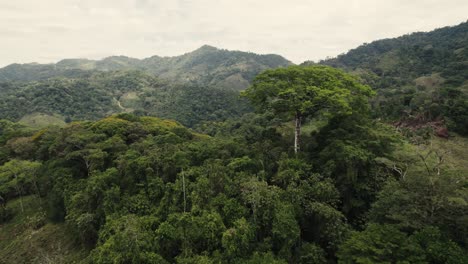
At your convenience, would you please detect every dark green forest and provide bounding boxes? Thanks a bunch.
[0,71,251,127]
[0,22,467,264]
[310,21,468,136]
[0,46,287,128]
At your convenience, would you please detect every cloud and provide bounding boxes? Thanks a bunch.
[0,0,467,66]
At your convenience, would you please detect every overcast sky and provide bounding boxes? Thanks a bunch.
[0,0,467,66]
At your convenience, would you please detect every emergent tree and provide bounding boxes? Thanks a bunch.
[243,65,373,153]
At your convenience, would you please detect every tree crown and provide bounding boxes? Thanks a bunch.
[242,65,374,118]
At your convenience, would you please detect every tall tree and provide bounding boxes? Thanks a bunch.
[243,65,373,153]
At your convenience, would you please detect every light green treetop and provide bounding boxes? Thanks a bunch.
[242,65,373,119]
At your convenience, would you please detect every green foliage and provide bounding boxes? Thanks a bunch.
[337,223,426,264]
[0,26,467,263]
[338,224,468,264]
[243,65,373,152]
[369,145,468,244]
[0,120,32,162]
[242,251,287,264]
[0,195,89,263]
[0,69,466,264]
[411,226,468,264]
[244,65,373,117]
[311,114,399,225]
[272,202,300,259]
[0,71,251,128]
[0,46,291,130]
[0,45,291,90]
[297,243,327,264]
[314,21,468,135]
[222,217,255,258]
[0,159,42,201]
[91,215,166,264]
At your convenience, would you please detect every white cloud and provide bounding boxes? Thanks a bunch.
[0,0,467,66]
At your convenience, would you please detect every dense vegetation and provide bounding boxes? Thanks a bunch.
[0,22,466,136]
[0,45,292,90]
[0,22,467,263]
[0,46,289,129]
[1,65,467,263]
[0,71,251,127]
[305,21,468,135]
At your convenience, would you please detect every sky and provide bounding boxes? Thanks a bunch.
[0,0,467,66]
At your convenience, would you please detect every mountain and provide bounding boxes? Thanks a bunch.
[0,71,251,128]
[305,21,468,135]
[0,45,292,90]
[1,24,467,263]
[0,46,292,127]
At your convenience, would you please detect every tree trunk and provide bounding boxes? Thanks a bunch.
[13,173,24,213]
[182,170,186,213]
[294,113,302,153]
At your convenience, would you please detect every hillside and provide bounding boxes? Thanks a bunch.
[0,45,292,90]
[1,104,466,263]
[0,195,88,263]
[0,46,288,127]
[0,71,251,127]
[304,21,468,135]
[0,20,467,263]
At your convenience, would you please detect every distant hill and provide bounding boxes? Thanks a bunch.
[0,45,292,90]
[0,46,291,127]
[304,21,468,135]
[0,71,251,127]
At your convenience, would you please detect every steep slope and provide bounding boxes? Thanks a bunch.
[316,21,468,88]
[305,21,468,135]
[0,46,292,90]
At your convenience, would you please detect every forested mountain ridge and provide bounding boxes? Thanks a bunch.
[0,45,292,90]
[2,22,467,133]
[0,46,288,127]
[0,71,251,127]
[304,21,468,135]
[0,22,467,263]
